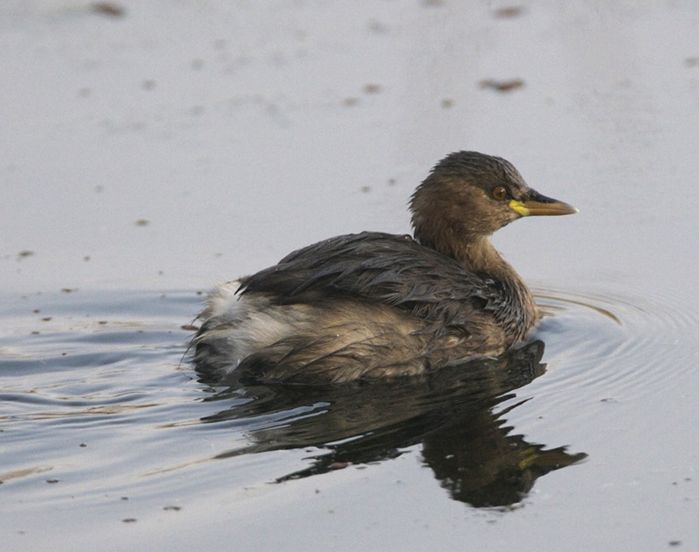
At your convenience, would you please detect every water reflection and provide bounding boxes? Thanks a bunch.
[196,340,586,509]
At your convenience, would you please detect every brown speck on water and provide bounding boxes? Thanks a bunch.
[17,250,34,259]
[181,324,199,331]
[363,83,381,94]
[367,19,388,34]
[343,97,360,107]
[494,6,525,18]
[480,78,525,92]
[360,185,371,193]
[61,288,77,293]
[135,219,150,226]
[91,2,125,17]
[41,317,52,322]
[441,98,454,109]
[46,479,59,484]
[98,320,108,325]
[122,518,137,523]
[163,505,182,511]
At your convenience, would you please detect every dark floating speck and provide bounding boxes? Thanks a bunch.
[479,78,525,93]
[360,186,371,193]
[363,83,381,95]
[91,2,125,17]
[141,80,156,91]
[441,98,454,109]
[46,479,59,484]
[61,288,78,293]
[41,317,52,322]
[17,250,34,259]
[343,97,360,107]
[79,443,87,448]
[83,255,91,262]
[367,19,388,34]
[163,505,182,511]
[121,496,129,501]
[98,320,108,325]
[134,219,150,227]
[669,541,682,547]
[122,518,137,523]
[494,6,525,18]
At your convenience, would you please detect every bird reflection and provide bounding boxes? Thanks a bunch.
[196,340,586,509]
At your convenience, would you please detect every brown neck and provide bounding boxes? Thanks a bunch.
[417,231,514,279]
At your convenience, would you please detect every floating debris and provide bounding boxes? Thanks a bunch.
[163,505,182,511]
[343,97,360,107]
[363,83,382,95]
[494,6,525,18]
[91,2,125,17]
[479,78,525,93]
[134,219,150,227]
[17,250,34,260]
[441,98,454,109]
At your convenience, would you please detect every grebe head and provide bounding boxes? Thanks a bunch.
[410,151,577,252]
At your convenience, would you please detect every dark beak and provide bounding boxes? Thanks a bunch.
[509,189,578,217]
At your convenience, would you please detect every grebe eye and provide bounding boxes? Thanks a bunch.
[491,186,507,201]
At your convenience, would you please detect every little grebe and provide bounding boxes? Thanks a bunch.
[193,151,577,384]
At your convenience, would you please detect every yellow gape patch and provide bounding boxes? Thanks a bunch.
[508,200,530,216]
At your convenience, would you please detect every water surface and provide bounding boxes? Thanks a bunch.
[2,1,699,550]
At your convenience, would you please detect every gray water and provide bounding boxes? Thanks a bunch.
[2,2,699,551]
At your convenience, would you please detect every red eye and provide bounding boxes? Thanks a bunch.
[491,186,507,201]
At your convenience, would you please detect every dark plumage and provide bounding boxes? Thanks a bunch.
[193,151,577,384]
